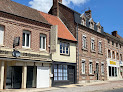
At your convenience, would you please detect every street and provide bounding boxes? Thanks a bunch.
[104,88,123,92]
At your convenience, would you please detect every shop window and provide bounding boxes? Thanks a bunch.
[82,35,87,49]
[82,60,85,74]
[0,25,4,45]
[89,62,93,74]
[54,65,68,81]
[109,66,117,77]
[60,42,69,55]
[40,34,46,50]
[22,31,31,48]
[108,50,111,58]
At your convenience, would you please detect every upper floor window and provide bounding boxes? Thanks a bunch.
[120,44,122,48]
[82,35,87,49]
[112,41,114,46]
[90,22,94,29]
[108,50,111,58]
[116,43,118,47]
[108,39,110,44]
[120,54,122,61]
[91,39,95,51]
[0,25,4,45]
[60,42,69,55]
[99,41,102,53]
[82,18,86,26]
[116,53,119,60]
[82,60,85,74]
[112,51,115,59]
[22,31,30,48]
[97,26,101,33]
[40,34,46,50]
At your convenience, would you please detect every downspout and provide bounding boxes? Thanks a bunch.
[76,23,79,83]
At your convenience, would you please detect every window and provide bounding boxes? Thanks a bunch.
[60,42,69,55]
[97,26,101,32]
[82,18,86,26]
[112,51,115,59]
[116,43,118,47]
[112,41,114,46]
[99,41,102,53]
[91,39,95,51]
[89,62,93,74]
[40,34,46,50]
[120,54,122,61]
[54,65,67,81]
[107,39,110,44]
[109,66,117,77]
[0,25,4,45]
[82,60,85,74]
[82,35,87,49]
[116,53,119,60]
[90,22,93,29]
[120,44,122,48]
[108,50,111,58]
[101,63,104,75]
[22,31,30,48]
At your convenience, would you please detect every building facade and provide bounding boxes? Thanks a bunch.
[105,31,123,80]
[49,0,107,83]
[0,0,52,89]
[40,12,77,86]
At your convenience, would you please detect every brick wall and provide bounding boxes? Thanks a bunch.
[0,12,51,53]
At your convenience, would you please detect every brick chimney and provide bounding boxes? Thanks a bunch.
[112,31,117,37]
[85,10,92,19]
[52,0,62,16]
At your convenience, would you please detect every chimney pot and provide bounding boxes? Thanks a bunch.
[112,31,117,37]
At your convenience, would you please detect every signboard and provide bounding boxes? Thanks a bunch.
[110,61,116,65]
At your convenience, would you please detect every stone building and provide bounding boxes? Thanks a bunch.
[49,0,107,83]
[105,31,123,80]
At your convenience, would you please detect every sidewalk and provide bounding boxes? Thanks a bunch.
[1,80,123,92]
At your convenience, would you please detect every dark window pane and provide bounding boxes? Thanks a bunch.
[23,33,25,46]
[63,43,65,53]
[26,34,29,47]
[60,43,62,53]
[109,66,111,76]
[112,67,114,76]
[40,36,42,48]
[43,37,45,49]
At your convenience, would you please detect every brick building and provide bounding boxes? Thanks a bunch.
[49,0,107,83]
[0,0,52,89]
[105,31,123,80]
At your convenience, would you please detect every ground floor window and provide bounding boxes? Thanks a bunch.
[54,65,68,81]
[109,66,117,77]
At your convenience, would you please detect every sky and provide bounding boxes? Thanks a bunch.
[11,0,123,37]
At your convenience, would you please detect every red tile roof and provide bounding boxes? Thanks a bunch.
[39,12,77,42]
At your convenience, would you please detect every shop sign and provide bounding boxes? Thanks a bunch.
[110,61,116,65]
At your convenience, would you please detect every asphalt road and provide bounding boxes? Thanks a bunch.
[103,88,123,92]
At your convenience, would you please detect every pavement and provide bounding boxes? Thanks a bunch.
[1,80,123,92]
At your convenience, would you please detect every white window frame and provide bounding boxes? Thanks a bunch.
[60,42,70,55]
[90,22,93,29]
[91,38,95,51]
[0,25,4,45]
[82,59,85,74]
[101,63,104,75]
[40,34,46,50]
[99,41,102,53]
[22,31,31,48]
[89,60,93,74]
[82,35,87,49]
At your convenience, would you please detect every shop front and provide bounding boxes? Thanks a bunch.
[107,59,122,80]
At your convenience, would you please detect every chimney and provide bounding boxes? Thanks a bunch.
[112,31,118,37]
[52,0,62,16]
[85,10,92,19]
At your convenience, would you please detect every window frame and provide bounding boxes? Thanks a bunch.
[91,38,95,51]
[101,63,104,75]
[22,30,31,48]
[98,41,102,53]
[89,61,93,74]
[82,60,85,74]
[82,35,87,49]
[40,34,46,50]
[60,42,70,55]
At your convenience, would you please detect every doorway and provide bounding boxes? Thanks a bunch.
[68,66,75,84]
[96,63,99,80]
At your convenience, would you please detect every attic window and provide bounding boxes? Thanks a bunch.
[97,26,101,33]
[90,22,94,29]
[82,18,86,26]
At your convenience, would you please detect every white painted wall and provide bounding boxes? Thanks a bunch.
[37,67,50,88]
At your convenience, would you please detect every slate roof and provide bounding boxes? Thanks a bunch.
[39,12,77,42]
[0,0,48,24]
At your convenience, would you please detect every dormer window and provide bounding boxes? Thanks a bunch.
[90,22,94,29]
[97,26,101,32]
[82,18,86,26]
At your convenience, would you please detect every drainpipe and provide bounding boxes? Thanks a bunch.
[76,23,79,83]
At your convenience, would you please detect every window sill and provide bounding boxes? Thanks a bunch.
[22,47,31,50]
[82,48,88,51]
[88,74,94,76]
[91,50,96,53]
[60,53,70,56]
[0,45,5,47]
[81,74,87,76]
[98,52,103,55]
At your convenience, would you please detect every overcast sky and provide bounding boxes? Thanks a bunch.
[12,0,123,37]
